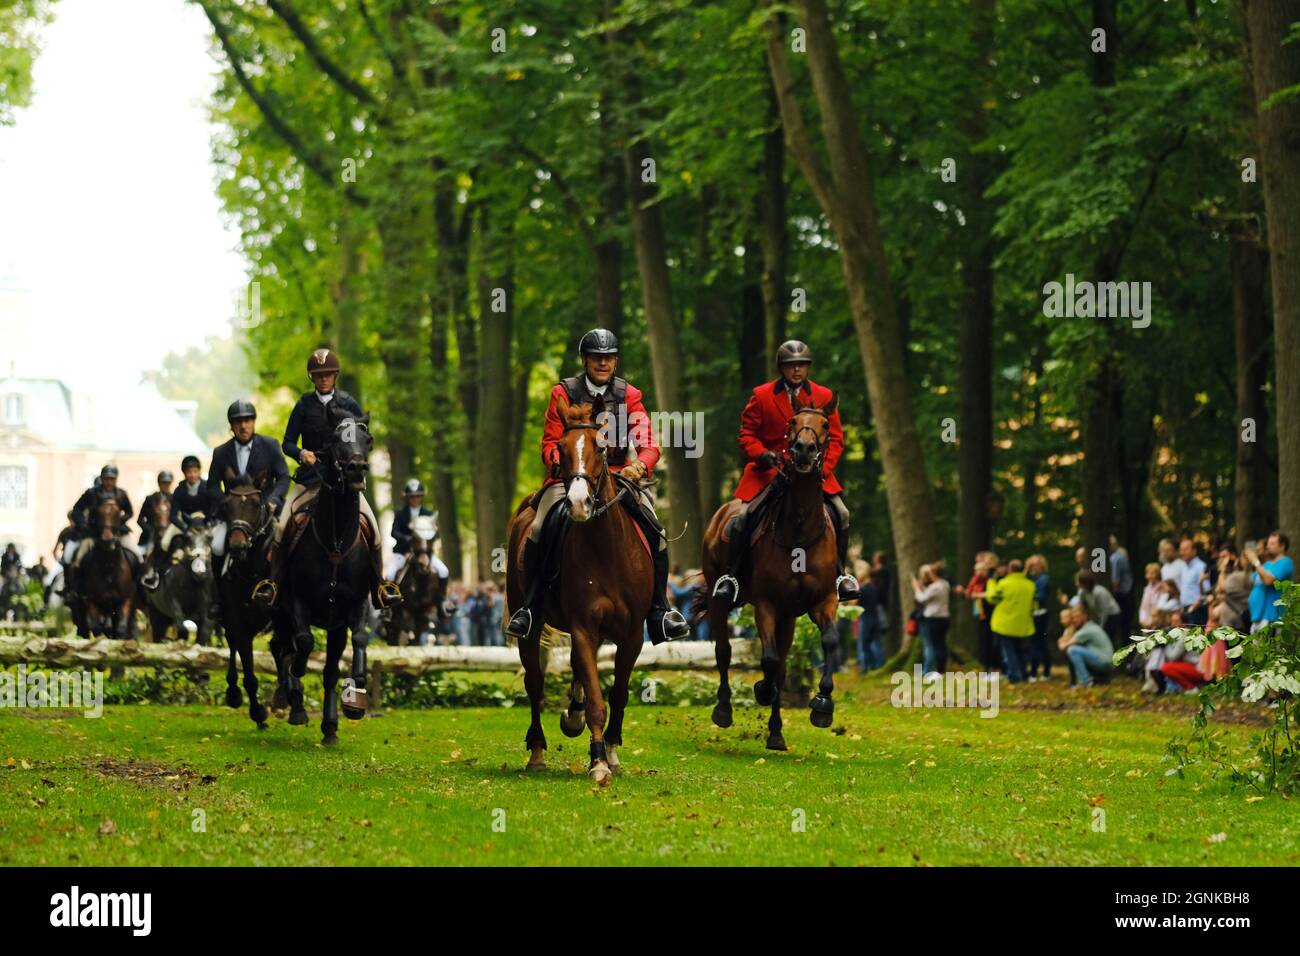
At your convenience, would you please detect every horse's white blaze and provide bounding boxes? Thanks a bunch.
[575,434,586,475]
[568,475,590,519]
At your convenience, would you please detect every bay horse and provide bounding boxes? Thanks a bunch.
[699,392,842,751]
[142,518,216,645]
[505,392,653,785]
[280,413,377,745]
[216,469,278,729]
[76,497,139,639]
[383,521,446,646]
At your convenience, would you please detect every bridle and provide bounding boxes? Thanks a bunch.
[320,419,371,493]
[782,406,831,476]
[225,487,273,553]
[561,420,628,519]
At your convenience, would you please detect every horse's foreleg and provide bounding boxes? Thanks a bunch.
[559,647,586,738]
[710,596,733,728]
[520,634,547,769]
[286,600,311,726]
[571,633,611,786]
[809,598,839,729]
[343,619,369,720]
[321,628,346,745]
[239,636,267,727]
[604,634,642,774]
[116,598,132,639]
[224,634,242,708]
[761,606,791,752]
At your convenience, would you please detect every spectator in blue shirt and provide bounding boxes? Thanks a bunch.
[1108,535,1134,640]
[1246,532,1293,631]
[1177,537,1211,626]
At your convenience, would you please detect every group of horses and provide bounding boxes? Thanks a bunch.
[506,388,844,784]
[59,393,844,770]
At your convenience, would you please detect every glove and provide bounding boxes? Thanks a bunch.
[759,450,781,470]
[548,447,561,480]
[620,460,648,483]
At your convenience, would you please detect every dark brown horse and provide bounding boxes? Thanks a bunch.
[505,393,652,785]
[699,392,842,750]
[77,497,139,639]
[216,469,277,729]
[383,526,446,646]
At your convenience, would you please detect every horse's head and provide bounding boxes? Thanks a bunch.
[180,523,214,580]
[153,498,172,529]
[786,391,837,476]
[408,514,437,573]
[327,413,372,491]
[222,467,270,554]
[92,496,122,545]
[555,392,608,522]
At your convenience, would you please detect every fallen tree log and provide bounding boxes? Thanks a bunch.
[0,634,760,678]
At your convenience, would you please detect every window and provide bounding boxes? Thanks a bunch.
[2,394,21,425]
[0,466,27,509]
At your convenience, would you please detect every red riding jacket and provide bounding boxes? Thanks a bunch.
[541,377,659,487]
[734,378,844,502]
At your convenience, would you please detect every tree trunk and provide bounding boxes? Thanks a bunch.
[955,0,996,655]
[764,0,941,623]
[759,84,788,360]
[594,152,626,337]
[1245,0,1300,537]
[1232,233,1273,544]
[473,204,517,582]
[625,139,705,561]
[427,290,464,578]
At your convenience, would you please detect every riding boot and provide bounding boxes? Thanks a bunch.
[251,540,283,607]
[370,545,403,610]
[504,537,545,639]
[828,502,859,602]
[711,514,750,607]
[647,546,691,644]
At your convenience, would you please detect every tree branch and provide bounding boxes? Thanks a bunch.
[515,141,598,256]
[198,0,366,208]
[265,0,378,108]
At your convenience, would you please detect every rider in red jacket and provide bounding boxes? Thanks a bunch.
[504,328,691,644]
[712,339,858,605]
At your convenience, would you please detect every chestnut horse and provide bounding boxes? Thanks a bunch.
[76,497,139,639]
[699,392,842,751]
[505,393,652,785]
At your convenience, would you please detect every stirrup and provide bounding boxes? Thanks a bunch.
[657,607,691,642]
[505,607,534,639]
[375,580,403,608]
[141,568,160,590]
[712,573,740,601]
[836,573,859,599]
[251,579,278,607]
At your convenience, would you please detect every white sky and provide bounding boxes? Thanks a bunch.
[0,0,246,389]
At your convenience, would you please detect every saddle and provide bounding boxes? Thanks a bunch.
[526,481,653,564]
[721,483,834,548]
[283,495,376,560]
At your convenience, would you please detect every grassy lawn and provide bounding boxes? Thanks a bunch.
[0,671,1294,866]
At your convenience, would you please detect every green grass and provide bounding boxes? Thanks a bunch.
[1,673,1296,866]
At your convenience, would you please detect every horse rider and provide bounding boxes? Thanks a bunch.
[67,464,137,594]
[712,339,859,606]
[1,543,20,577]
[138,470,174,554]
[387,478,450,586]
[172,455,220,530]
[138,498,186,592]
[504,328,691,644]
[251,348,401,609]
[207,399,290,573]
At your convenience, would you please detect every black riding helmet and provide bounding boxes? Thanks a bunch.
[100,464,118,479]
[777,339,812,366]
[157,470,174,484]
[403,479,425,496]
[578,328,620,356]
[227,398,257,422]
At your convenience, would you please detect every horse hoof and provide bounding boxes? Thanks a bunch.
[766,734,787,751]
[250,703,268,726]
[289,708,309,726]
[606,745,622,773]
[559,708,585,738]
[257,721,268,731]
[588,761,612,786]
[526,749,546,771]
[711,703,733,728]
[271,686,288,710]
[809,694,834,728]
[754,679,775,707]
[322,732,339,746]
[342,704,366,722]
[225,686,243,709]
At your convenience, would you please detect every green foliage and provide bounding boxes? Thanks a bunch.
[1116,582,1300,794]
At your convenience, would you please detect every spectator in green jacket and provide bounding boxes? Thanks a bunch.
[986,558,1037,684]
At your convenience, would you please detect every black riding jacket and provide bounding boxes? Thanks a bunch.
[72,486,133,534]
[282,389,364,487]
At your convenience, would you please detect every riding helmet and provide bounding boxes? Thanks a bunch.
[404,479,426,496]
[227,398,257,422]
[578,328,620,356]
[307,348,341,377]
[182,455,201,471]
[776,339,813,366]
[100,464,119,479]
[158,470,174,484]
